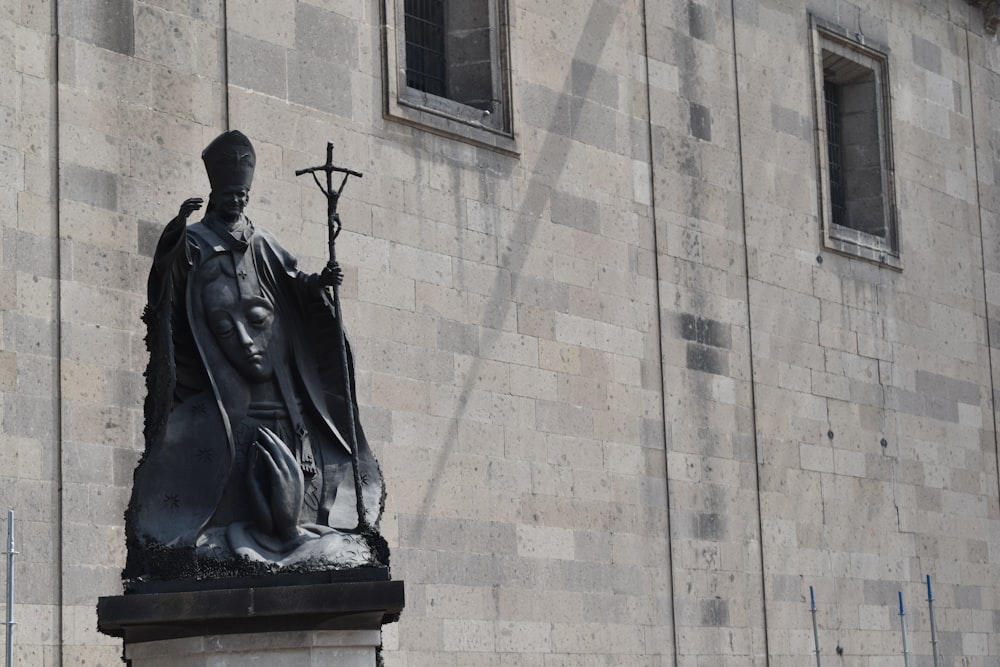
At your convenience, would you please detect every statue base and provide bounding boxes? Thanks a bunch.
[97,578,404,664]
[123,629,382,666]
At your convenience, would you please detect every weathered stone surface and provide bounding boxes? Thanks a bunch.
[126,630,382,667]
[4,0,1000,664]
[58,0,134,55]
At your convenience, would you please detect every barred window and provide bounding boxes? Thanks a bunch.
[383,0,515,151]
[812,18,899,267]
[823,79,847,227]
[404,0,446,98]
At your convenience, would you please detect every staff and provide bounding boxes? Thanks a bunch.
[296,143,370,533]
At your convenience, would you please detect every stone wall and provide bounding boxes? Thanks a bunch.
[741,1,999,663]
[0,0,998,664]
[1,0,60,663]
[53,1,226,662]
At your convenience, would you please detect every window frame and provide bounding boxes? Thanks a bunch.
[810,16,900,269]
[381,0,517,154]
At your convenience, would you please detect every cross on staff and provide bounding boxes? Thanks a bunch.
[295,142,370,534]
[296,142,364,250]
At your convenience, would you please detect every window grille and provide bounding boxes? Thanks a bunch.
[404,0,447,98]
[823,79,847,228]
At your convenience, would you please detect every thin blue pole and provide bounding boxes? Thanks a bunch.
[927,575,940,667]
[899,591,910,667]
[4,510,14,667]
[810,585,821,667]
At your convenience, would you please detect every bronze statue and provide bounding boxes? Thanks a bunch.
[125,131,385,587]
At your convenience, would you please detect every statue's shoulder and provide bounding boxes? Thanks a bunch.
[252,224,281,246]
[185,220,211,242]
[250,224,296,259]
[187,220,230,255]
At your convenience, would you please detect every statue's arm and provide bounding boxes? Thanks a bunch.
[262,230,343,298]
[144,198,208,408]
[295,263,344,296]
[148,198,203,306]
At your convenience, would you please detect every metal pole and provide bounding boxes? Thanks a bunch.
[927,575,940,667]
[5,510,15,667]
[899,591,910,667]
[295,144,368,533]
[322,146,368,533]
[810,585,822,667]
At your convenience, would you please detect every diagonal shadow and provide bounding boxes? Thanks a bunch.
[409,0,625,548]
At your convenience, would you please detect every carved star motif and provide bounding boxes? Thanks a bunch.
[163,493,180,509]
[196,447,213,462]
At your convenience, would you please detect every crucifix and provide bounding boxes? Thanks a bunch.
[296,142,370,533]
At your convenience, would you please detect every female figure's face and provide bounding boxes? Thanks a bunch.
[203,278,276,382]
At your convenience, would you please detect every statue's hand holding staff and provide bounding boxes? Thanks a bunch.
[319,261,344,288]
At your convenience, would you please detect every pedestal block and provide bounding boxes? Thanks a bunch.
[124,629,381,667]
[97,578,404,665]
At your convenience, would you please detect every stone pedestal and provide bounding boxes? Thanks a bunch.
[124,629,381,667]
[97,578,404,665]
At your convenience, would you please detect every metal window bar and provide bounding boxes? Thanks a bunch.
[5,510,14,667]
[404,0,447,97]
[824,78,847,228]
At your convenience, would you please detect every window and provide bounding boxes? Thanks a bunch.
[404,0,447,98]
[382,0,515,153]
[811,18,899,267]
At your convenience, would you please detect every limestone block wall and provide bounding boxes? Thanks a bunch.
[649,0,1000,664]
[731,0,1000,664]
[645,0,768,663]
[0,1,60,664]
[1,0,1000,665]
[354,2,674,663]
[52,0,227,662]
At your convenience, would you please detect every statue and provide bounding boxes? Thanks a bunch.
[124,131,386,588]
